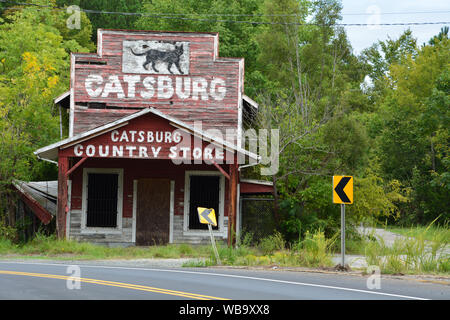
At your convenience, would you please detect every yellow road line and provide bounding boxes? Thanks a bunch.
[0,270,229,300]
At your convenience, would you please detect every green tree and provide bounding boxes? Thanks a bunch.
[0,0,94,226]
[360,29,418,104]
[374,32,449,224]
[254,0,371,240]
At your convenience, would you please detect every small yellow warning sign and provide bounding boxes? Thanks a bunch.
[197,207,217,227]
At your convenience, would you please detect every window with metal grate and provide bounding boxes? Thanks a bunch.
[86,173,118,228]
[189,175,220,230]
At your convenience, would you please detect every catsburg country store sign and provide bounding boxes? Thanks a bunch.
[69,127,229,161]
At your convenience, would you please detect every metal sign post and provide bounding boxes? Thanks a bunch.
[341,203,345,267]
[208,224,221,265]
[333,176,353,268]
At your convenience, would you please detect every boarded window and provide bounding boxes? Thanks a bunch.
[86,173,118,228]
[189,175,220,230]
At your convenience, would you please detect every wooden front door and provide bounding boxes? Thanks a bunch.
[136,178,170,245]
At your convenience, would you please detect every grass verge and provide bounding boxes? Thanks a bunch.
[1,226,448,275]
[0,233,211,260]
[0,230,335,269]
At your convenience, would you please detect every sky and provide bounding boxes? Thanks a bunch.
[340,0,450,54]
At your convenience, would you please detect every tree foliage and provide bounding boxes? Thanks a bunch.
[0,0,94,223]
[374,33,449,225]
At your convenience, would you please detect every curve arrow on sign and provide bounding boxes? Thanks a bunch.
[197,207,217,226]
[200,208,214,225]
[334,176,351,203]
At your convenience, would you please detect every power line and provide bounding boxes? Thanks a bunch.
[342,10,450,16]
[0,0,449,27]
[1,1,449,17]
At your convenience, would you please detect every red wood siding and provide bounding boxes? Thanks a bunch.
[73,107,137,135]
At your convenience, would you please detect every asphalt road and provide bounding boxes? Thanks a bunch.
[0,260,448,300]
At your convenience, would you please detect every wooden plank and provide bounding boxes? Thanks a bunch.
[73,108,135,135]
[211,160,230,180]
[66,156,87,177]
[14,186,53,225]
[240,181,274,194]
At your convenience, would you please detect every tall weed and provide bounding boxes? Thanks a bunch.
[364,220,449,274]
[293,230,336,267]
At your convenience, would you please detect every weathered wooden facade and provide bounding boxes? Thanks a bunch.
[35,29,270,246]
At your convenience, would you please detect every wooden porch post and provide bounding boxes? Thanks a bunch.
[227,162,238,247]
[57,155,69,239]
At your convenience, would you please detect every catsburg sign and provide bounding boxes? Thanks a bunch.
[84,40,227,101]
[71,128,229,162]
[85,75,227,101]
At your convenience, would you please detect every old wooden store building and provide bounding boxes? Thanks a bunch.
[28,29,273,246]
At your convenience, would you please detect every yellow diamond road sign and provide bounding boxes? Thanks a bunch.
[197,207,217,227]
[333,176,353,204]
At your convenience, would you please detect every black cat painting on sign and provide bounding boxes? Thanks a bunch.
[122,40,190,75]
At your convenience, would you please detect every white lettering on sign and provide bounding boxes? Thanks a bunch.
[71,130,222,160]
[74,144,84,156]
[73,143,223,160]
[123,75,140,98]
[84,74,227,101]
[85,74,103,97]
[158,76,174,99]
[109,130,181,143]
[102,75,125,98]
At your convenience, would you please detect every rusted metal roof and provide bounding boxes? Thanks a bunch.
[13,180,57,224]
